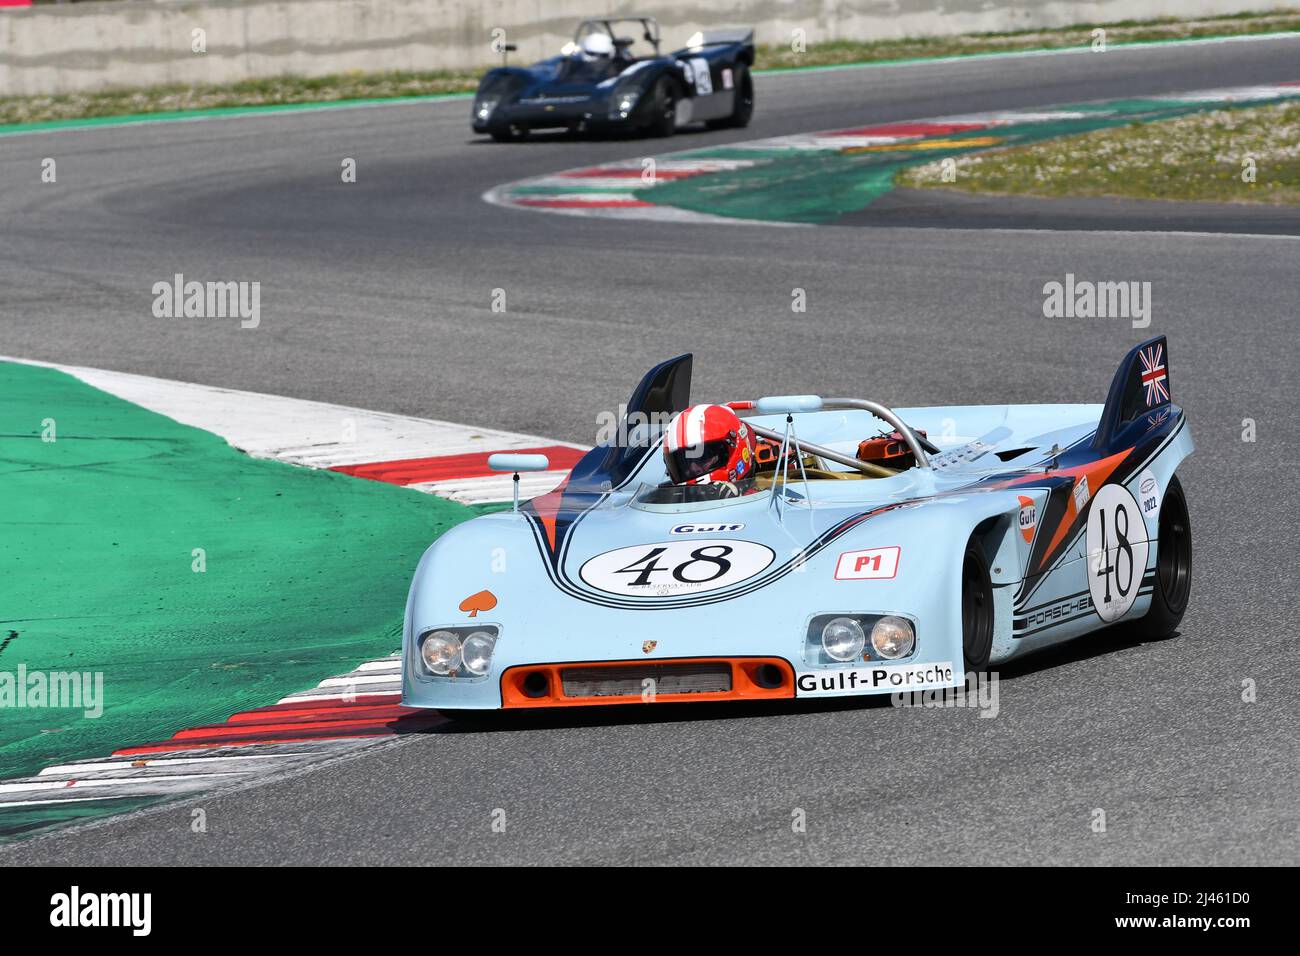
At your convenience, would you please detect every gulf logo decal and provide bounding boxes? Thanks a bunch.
[1017,495,1038,544]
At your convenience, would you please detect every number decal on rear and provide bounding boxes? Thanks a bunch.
[582,540,773,597]
[1086,484,1150,623]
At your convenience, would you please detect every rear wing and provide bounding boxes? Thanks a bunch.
[691,28,754,46]
[1093,335,1172,452]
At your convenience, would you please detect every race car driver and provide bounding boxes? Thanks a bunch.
[576,31,620,81]
[662,404,757,498]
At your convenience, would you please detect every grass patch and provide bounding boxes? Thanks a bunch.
[0,360,470,782]
[898,100,1300,204]
[3,10,1299,126]
[757,9,1300,69]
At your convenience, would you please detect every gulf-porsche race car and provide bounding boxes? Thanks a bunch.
[471,16,755,141]
[402,337,1192,715]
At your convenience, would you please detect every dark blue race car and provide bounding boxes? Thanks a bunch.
[472,17,755,141]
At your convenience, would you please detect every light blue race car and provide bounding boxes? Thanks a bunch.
[402,336,1192,716]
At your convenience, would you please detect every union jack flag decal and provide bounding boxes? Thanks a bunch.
[1139,343,1169,407]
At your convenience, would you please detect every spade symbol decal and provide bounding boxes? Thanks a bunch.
[459,590,498,618]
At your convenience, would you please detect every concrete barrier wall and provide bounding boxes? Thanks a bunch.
[0,0,1280,96]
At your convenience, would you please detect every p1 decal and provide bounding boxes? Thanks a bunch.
[1086,484,1150,623]
[1017,496,1038,544]
[1137,469,1161,521]
[834,546,901,580]
[579,539,774,597]
[796,661,957,697]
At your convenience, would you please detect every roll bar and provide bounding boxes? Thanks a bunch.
[575,17,661,53]
[738,397,932,469]
[747,423,897,478]
[821,398,934,468]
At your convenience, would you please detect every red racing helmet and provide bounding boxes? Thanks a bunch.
[663,404,755,485]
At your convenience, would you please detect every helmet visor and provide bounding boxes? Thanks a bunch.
[665,437,733,484]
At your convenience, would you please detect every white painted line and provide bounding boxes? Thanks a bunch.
[407,470,569,504]
[0,356,584,472]
[37,753,315,776]
[0,773,230,796]
[355,659,402,673]
[276,690,400,705]
[515,192,646,203]
[317,673,402,688]
[0,795,131,809]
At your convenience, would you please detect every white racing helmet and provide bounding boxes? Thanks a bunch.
[580,32,615,57]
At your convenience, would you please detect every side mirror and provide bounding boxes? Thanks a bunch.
[488,454,551,512]
[488,454,550,472]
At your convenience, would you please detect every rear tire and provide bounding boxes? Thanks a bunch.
[961,540,995,673]
[1142,474,1192,636]
[646,77,678,138]
[707,64,754,129]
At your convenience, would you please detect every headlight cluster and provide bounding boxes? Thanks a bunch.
[804,614,916,666]
[474,98,499,121]
[417,626,498,679]
[611,90,639,119]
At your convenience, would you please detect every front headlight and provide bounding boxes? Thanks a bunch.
[804,613,917,666]
[460,631,497,676]
[821,617,866,662]
[611,90,640,118]
[474,98,499,121]
[871,616,915,659]
[420,630,462,675]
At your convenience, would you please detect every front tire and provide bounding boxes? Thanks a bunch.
[961,540,995,673]
[489,125,527,143]
[1142,474,1192,636]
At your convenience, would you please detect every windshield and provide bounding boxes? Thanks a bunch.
[629,482,757,513]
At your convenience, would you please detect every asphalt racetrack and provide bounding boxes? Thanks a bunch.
[2,36,1298,864]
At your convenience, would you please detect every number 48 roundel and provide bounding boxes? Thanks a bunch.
[1085,483,1150,623]
[580,540,775,598]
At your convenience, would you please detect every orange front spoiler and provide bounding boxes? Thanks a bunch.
[500,656,796,709]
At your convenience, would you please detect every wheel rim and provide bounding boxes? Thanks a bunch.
[962,553,993,667]
[1157,490,1192,614]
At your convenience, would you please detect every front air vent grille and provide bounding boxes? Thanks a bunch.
[560,662,732,698]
